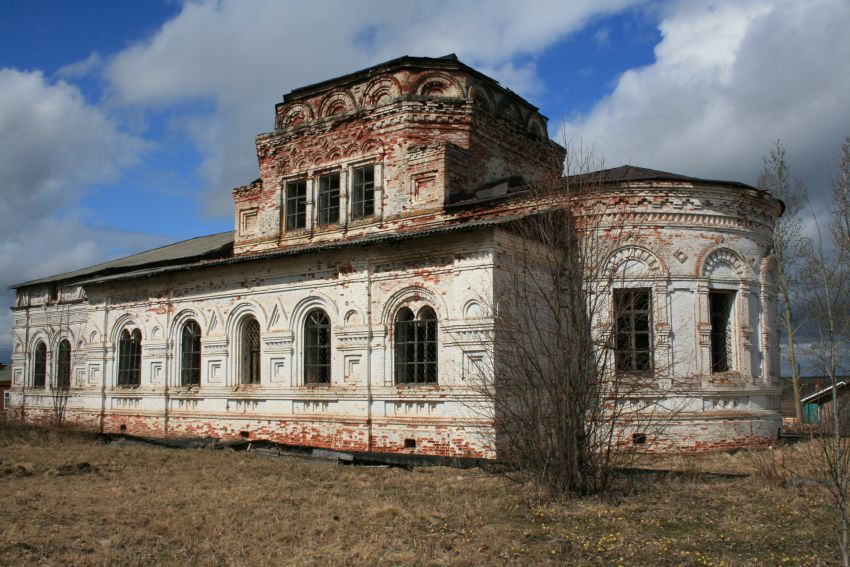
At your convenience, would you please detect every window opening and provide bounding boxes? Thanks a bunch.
[241,318,261,385]
[181,320,202,387]
[351,165,375,219]
[33,341,47,388]
[57,339,71,389]
[304,309,331,384]
[317,172,340,226]
[709,290,736,373]
[118,329,142,387]
[285,180,307,230]
[614,288,653,373]
[395,306,438,385]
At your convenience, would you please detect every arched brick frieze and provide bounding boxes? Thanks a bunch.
[363,75,402,107]
[604,245,669,281]
[467,82,494,112]
[496,98,522,126]
[697,246,751,281]
[280,103,315,129]
[527,115,547,140]
[319,89,357,118]
[361,138,385,158]
[413,72,465,98]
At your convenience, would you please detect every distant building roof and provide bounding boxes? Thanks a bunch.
[802,381,848,404]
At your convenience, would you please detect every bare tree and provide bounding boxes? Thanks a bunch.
[464,151,678,495]
[757,140,809,425]
[800,135,850,567]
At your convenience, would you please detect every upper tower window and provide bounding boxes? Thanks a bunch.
[317,172,340,226]
[285,180,307,230]
[352,165,375,219]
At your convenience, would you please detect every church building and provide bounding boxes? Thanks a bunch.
[7,55,783,458]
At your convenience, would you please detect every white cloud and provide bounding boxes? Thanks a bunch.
[0,69,152,360]
[103,0,640,215]
[560,0,850,202]
[56,52,103,79]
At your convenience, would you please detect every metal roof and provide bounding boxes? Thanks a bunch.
[10,231,233,289]
[73,216,518,286]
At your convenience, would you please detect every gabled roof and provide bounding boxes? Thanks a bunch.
[10,231,233,289]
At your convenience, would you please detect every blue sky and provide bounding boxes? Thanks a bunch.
[1,0,849,361]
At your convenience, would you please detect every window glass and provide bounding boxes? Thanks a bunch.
[242,318,261,385]
[304,309,331,384]
[285,180,307,230]
[317,172,340,226]
[395,307,438,385]
[33,342,47,388]
[352,165,375,219]
[181,320,202,387]
[118,329,142,387]
[57,340,71,389]
[613,289,653,373]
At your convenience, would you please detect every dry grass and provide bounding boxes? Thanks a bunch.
[0,424,840,566]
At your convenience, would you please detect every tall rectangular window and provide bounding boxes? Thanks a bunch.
[614,288,653,373]
[285,180,307,230]
[351,165,375,219]
[709,290,735,373]
[317,172,340,226]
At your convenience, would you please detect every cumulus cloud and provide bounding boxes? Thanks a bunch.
[56,52,103,79]
[103,0,639,215]
[560,0,850,202]
[0,69,152,359]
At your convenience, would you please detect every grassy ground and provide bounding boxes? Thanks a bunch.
[0,424,840,566]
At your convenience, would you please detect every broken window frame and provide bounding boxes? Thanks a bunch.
[33,341,47,388]
[351,164,375,220]
[394,306,438,385]
[117,329,142,388]
[303,309,331,385]
[181,320,202,387]
[317,171,341,226]
[613,288,654,374]
[709,290,736,373]
[285,180,307,231]
[56,339,72,389]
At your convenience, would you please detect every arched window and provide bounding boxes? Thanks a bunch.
[304,309,331,384]
[394,306,438,385]
[240,317,261,385]
[181,320,202,387]
[33,341,47,388]
[118,329,142,387]
[57,339,72,389]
